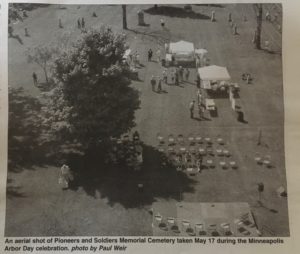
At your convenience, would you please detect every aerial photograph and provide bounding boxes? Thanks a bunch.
[6,3,288,237]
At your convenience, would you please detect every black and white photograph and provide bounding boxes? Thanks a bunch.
[5,2,289,237]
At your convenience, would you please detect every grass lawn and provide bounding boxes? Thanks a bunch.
[6,4,288,236]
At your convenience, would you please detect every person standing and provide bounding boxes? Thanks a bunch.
[148,49,153,61]
[196,56,200,68]
[81,17,85,28]
[170,69,175,85]
[189,100,195,119]
[162,69,168,84]
[157,78,162,93]
[135,52,140,67]
[150,75,156,91]
[196,74,201,88]
[156,49,161,63]
[198,103,204,119]
[59,164,72,189]
[160,18,165,28]
[197,89,202,105]
[179,66,184,82]
[32,72,38,86]
[77,18,81,29]
[185,68,190,81]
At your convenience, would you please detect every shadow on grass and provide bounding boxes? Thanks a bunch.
[236,110,248,124]
[144,6,210,20]
[69,144,196,208]
[6,179,26,199]
[8,87,51,172]
[7,186,26,199]
[12,3,51,11]
[194,4,224,8]
[9,34,24,45]
[207,89,240,99]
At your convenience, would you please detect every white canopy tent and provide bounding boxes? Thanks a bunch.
[195,48,208,57]
[169,40,195,54]
[168,40,195,62]
[198,65,231,81]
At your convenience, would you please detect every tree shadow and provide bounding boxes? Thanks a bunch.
[194,4,224,8]
[209,108,218,118]
[10,34,23,45]
[261,48,281,56]
[144,6,210,20]
[8,87,51,172]
[36,81,56,92]
[69,144,196,208]
[12,3,50,11]
[207,89,241,99]
[6,179,26,199]
[194,116,211,121]
[6,186,26,199]
[236,110,248,124]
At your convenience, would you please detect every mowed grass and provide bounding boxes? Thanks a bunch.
[6,4,288,236]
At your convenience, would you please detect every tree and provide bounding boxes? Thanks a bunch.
[26,45,58,83]
[8,4,23,24]
[41,27,140,154]
[253,4,263,49]
[122,5,128,29]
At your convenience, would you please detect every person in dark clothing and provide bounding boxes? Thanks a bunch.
[148,49,153,61]
[157,79,162,93]
[77,18,81,29]
[81,17,85,28]
[196,79,200,88]
[32,72,38,86]
[175,72,179,86]
[59,19,63,28]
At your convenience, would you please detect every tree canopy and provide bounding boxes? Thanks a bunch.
[41,27,140,154]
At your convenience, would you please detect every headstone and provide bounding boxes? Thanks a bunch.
[211,11,216,22]
[228,12,232,22]
[59,19,63,28]
[233,24,238,35]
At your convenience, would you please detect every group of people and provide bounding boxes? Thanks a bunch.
[77,17,86,30]
[150,75,164,93]
[147,48,162,62]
